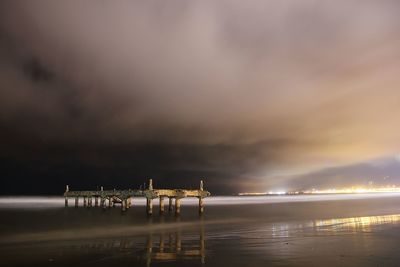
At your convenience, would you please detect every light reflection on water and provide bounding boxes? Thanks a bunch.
[52,214,400,266]
[269,214,400,238]
[313,214,400,233]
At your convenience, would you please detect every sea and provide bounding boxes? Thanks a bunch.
[2,193,400,267]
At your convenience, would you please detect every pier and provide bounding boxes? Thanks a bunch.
[63,179,211,215]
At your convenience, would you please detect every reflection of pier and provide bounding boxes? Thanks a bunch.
[74,226,206,266]
[64,179,210,215]
[144,227,205,266]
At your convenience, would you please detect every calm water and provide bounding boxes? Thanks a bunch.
[2,194,400,267]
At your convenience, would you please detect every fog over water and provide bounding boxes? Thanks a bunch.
[2,193,400,208]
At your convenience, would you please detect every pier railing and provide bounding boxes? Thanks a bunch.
[63,179,210,215]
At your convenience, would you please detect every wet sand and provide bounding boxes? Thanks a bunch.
[1,194,400,266]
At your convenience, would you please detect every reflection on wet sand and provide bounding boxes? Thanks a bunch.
[313,214,400,232]
[145,226,205,266]
[271,214,400,238]
[72,214,400,266]
[74,224,205,267]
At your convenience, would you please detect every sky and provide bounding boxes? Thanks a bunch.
[1,1,400,195]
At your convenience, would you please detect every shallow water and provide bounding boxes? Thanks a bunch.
[1,194,400,266]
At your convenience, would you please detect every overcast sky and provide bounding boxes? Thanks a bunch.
[1,1,400,194]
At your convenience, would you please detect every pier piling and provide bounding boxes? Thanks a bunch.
[64,185,69,207]
[199,197,204,214]
[146,198,153,215]
[159,196,165,214]
[122,199,126,212]
[168,197,173,212]
[175,198,181,215]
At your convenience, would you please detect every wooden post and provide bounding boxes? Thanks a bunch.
[122,199,126,212]
[108,198,112,208]
[159,196,165,214]
[64,185,69,207]
[175,198,181,215]
[199,197,204,214]
[147,198,153,215]
[83,197,87,207]
[168,197,173,212]
[95,197,99,207]
[75,197,79,207]
[88,197,92,207]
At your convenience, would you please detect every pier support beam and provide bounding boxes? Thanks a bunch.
[175,198,181,215]
[198,197,204,214]
[159,196,165,214]
[127,197,132,208]
[168,197,173,212]
[88,197,92,207]
[64,185,69,207]
[75,197,79,207]
[83,197,87,207]
[95,197,98,207]
[146,198,153,215]
[122,199,127,212]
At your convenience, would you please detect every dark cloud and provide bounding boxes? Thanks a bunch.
[1,1,400,194]
[23,58,54,83]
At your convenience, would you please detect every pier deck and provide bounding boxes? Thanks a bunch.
[63,179,210,215]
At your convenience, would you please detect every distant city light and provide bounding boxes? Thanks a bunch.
[303,185,400,194]
[238,185,400,196]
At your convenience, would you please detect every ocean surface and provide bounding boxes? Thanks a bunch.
[2,193,400,267]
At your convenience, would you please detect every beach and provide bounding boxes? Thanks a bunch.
[1,194,400,267]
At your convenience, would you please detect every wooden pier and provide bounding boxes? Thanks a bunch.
[63,179,211,215]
